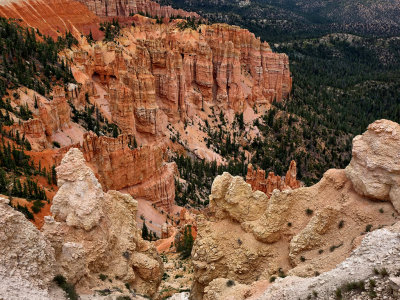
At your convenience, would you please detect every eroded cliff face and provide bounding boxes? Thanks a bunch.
[42,148,163,296]
[191,119,400,299]
[77,0,199,18]
[66,19,291,138]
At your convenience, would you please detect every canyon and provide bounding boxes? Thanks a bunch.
[1,0,400,299]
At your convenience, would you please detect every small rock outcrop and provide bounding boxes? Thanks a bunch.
[42,148,163,296]
[0,197,57,299]
[246,160,300,197]
[345,119,400,212]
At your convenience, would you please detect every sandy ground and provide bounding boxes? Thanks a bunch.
[136,198,168,236]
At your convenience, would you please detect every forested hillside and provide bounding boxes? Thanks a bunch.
[157,0,400,42]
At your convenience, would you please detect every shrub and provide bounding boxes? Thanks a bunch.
[318,249,324,254]
[380,268,389,277]
[53,275,78,300]
[335,288,342,300]
[226,279,235,287]
[338,220,344,229]
[52,141,61,148]
[379,208,384,213]
[287,222,292,227]
[344,280,365,292]
[99,274,107,281]
[300,256,306,262]
[365,224,373,232]
[306,208,314,216]
[269,276,277,282]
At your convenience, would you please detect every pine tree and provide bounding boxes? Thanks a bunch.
[142,221,149,240]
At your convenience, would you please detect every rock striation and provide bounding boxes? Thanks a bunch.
[78,0,199,18]
[345,119,400,212]
[191,120,400,299]
[0,0,100,38]
[42,148,163,296]
[246,160,300,197]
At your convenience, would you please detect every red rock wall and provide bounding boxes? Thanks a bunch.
[77,0,199,18]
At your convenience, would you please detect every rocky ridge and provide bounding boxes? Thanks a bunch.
[191,119,400,299]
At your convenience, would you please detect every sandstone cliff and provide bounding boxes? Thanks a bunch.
[42,148,163,296]
[191,119,400,299]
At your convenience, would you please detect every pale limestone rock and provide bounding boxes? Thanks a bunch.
[345,119,400,212]
[192,164,399,298]
[210,172,269,223]
[51,147,103,231]
[260,227,400,299]
[0,197,57,299]
[43,148,163,297]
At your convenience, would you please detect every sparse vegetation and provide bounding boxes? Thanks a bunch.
[53,275,78,300]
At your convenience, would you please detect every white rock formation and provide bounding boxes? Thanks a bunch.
[42,148,163,297]
[346,119,400,212]
[0,197,58,300]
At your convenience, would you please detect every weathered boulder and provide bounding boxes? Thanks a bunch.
[346,119,400,212]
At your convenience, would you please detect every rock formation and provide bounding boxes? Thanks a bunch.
[78,0,199,18]
[55,132,177,211]
[191,120,400,299]
[42,148,163,296]
[345,119,400,212]
[66,20,291,139]
[246,160,300,197]
[0,197,57,299]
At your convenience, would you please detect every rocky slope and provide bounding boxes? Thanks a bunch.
[191,119,400,299]
[0,0,100,38]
